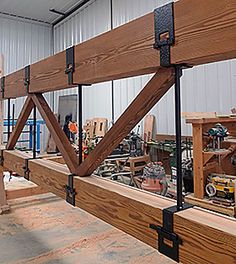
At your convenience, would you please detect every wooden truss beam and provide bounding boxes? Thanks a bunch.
[31,94,78,173]
[2,0,236,98]
[1,149,236,264]
[77,67,175,176]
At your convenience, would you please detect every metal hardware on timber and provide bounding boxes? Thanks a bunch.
[154,3,174,67]
[150,203,193,262]
[0,149,4,166]
[24,65,30,93]
[1,76,5,99]
[65,173,77,206]
[23,157,42,181]
[152,3,194,262]
[65,46,75,85]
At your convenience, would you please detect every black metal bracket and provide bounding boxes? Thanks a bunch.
[24,65,30,93]
[22,157,41,180]
[154,3,175,67]
[65,173,77,206]
[65,46,75,85]
[0,149,4,166]
[23,158,31,180]
[150,203,193,262]
[1,76,5,99]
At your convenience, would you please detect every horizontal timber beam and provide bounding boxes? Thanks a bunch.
[2,149,236,264]
[2,0,236,98]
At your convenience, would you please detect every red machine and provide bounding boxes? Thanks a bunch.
[141,162,168,196]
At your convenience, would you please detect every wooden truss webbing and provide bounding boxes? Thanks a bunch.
[77,67,175,176]
[6,94,78,173]
[6,68,174,176]
[7,96,34,149]
[1,0,236,99]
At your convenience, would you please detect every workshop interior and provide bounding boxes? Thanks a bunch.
[0,0,236,264]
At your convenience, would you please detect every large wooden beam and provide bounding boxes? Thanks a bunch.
[1,149,236,264]
[6,96,34,150]
[76,67,175,176]
[2,0,236,98]
[31,94,78,173]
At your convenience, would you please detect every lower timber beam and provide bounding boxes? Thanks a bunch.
[2,149,236,264]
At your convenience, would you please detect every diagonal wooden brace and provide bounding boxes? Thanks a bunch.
[31,93,78,173]
[7,96,35,150]
[76,67,175,176]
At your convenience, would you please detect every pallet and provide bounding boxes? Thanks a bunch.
[185,194,235,217]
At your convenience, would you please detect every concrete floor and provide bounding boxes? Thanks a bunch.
[0,193,174,264]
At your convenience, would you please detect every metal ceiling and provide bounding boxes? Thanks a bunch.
[0,0,87,24]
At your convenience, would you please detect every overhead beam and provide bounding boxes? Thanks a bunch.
[1,149,236,264]
[31,94,78,173]
[76,67,175,176]
[6,96,34,150]
[2,0,236,98]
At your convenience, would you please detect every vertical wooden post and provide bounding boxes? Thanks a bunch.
[192,124,204,199]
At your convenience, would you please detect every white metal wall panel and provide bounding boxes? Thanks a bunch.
[54,0,236,136]
[112,0,236,136]
[0,15,52,150]
[53,0,112,126]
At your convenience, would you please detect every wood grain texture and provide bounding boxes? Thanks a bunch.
[2,150,236,264]
[76,68,175,176]
[31,94,78,173]
[6,96,34,150]
[192,124,205,199]
[4,69,26,99]
[6,186,47,200]
[0,170,7,208]
[2,0,236,97]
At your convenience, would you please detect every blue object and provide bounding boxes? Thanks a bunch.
[4,119,45,153]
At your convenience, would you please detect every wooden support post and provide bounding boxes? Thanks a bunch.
[0,166,9,213]
[31,94,78,173]
[192,124,205,199]
[77,68,175,176]
[6,96,34,150]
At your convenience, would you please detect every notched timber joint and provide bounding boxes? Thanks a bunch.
[1,76,5,99]
[150,203,193,262]
[24,65,30,93]
[65,173,77,206]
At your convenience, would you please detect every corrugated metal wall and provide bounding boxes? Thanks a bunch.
[53,0,112,126]
[0,15,52,150]
[53,0,236,137]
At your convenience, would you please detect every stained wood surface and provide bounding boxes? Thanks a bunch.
[1,150,236,264]
[192,124,205,199]
[0,169,8,209]
[2,0,236,98]
[185,194,235,217]
[6,96,34,150]
[6,186,47,200]
[76,68,175,176]
[31,94,78,173]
